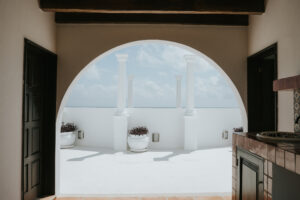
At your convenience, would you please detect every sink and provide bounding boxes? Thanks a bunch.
[256,131,300,143]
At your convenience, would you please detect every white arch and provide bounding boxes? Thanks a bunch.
[55,39,248,195]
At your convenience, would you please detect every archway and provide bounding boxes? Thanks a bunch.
[55,39,247,195]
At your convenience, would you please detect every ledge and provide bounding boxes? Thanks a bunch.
[273,75,300,91]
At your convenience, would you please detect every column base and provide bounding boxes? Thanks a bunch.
[185,109,196,116]
[184,115,198,151]
[113,115,128,151]
[115,109,128,116]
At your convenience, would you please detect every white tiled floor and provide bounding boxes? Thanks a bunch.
[60,147,232,196]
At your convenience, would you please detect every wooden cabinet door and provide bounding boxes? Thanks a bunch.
[237,148,264,200]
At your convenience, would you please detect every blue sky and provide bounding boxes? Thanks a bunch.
[66,43,238,108]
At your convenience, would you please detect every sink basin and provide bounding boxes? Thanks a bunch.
[256,131,300,143]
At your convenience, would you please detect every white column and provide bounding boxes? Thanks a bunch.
[176,75,182,108]
[116,54,128,116]
[114,54,129,151]
[184,55,196,116]
[113,116,128,151]
[183,55,198,150]
[128,75,134,108]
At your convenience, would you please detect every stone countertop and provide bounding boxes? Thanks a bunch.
[233,132,300,155]
[233,132,300,175]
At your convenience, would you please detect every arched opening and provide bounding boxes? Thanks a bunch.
[56,40,247,196]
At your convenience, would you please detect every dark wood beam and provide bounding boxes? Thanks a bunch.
[273,75,300,91]
[41,0,265,15]
[55,13,248,26]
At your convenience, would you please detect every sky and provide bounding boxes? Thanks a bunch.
[66,43,239,108]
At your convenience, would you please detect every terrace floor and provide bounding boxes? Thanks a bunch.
[60,146,232,197]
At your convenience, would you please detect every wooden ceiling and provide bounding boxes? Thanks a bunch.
[40,0,265,26]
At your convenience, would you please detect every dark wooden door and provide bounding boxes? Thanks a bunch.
[23,39,57,200]
[247,44,277,132]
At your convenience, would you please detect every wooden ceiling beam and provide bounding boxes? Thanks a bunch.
[55,13,248,26]
[41,0,265,15]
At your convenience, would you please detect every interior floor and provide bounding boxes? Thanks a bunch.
[55,196,231,200]
[60,146,232,197]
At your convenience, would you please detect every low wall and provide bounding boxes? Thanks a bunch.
[62,107,243,149]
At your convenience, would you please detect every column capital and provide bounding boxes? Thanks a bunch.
[176,75,182,81]
[128,75,134,80]
[116,54,128,63]
[184,55,197,64]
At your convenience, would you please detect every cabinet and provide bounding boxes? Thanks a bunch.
[237,148,264,200]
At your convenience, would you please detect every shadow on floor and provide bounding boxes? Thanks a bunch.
[68,152,104,161]
[65,146,232,162]
[153,151,192,161]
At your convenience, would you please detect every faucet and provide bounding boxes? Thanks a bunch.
[296,115,300,124]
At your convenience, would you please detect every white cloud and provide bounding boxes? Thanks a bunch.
[67,42,237,108]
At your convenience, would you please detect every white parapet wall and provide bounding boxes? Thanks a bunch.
[62,107,243,150]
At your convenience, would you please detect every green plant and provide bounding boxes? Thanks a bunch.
[129,126,148,136]
[61,122,77,133]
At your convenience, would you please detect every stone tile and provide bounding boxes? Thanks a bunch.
[236,135,245,148]
[264,191,268,200]
[232,155,236,166]
[248,138,267,159]
[168,197,193,200]
[232,189,236,200]
[40,196,56,200]
[285,151,295,172]
[264,175,268,192]
[222,196,232,200]
[232,178,236,190]
[268,178,272,194]
[268,161,273,177]
[110,198,140,200]
[267,145,276,163]
[141,197,166,200]
[264,160,268,175]
[232,166,236,179]
[275,148,285,167]
[232,134,237,153]
[296,154,300,175]
[196,197,223,200]
[267,194,272,200]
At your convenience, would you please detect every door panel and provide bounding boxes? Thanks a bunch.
[23,43,43,200]
[22,39,57,200]
[241,162,258,200]
[247,44,277,132]
[237,148,264,200]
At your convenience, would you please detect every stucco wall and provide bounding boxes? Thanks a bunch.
[56,24,248,113]
[248,0,300,131]
[62,107,242,149]
[0,0,56,199]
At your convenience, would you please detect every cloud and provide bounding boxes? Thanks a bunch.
[137,48,163,67]
[67,42,238,108]
[135,43,214,74]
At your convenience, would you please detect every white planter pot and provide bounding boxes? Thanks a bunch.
[128,134,150,152]
[60,131,76,148]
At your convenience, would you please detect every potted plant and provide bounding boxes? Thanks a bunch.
[60,122,77,148]
[128,126,150,152]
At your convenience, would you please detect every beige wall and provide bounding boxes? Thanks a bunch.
[0,0,56,199]
[248,0,300,131]
[56,24,248,111]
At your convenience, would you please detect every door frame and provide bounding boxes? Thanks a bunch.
[247,43,278,132]
[22,39,57,200]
